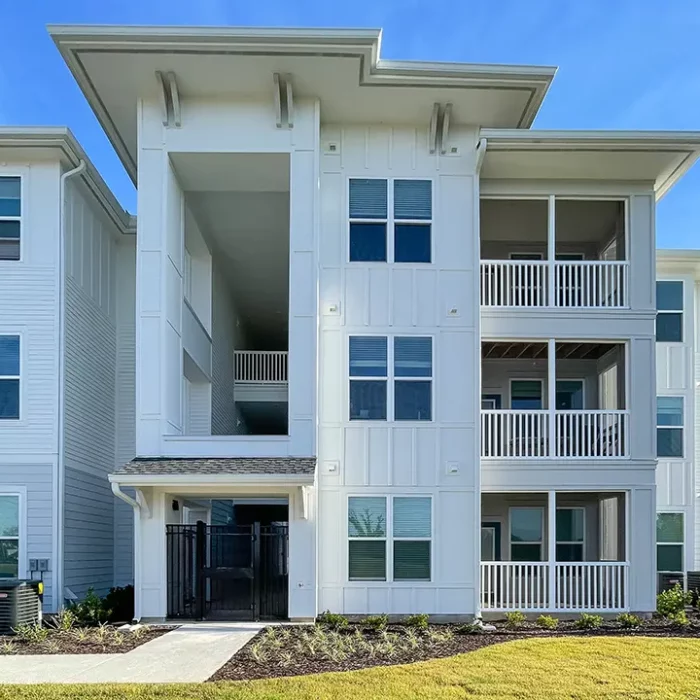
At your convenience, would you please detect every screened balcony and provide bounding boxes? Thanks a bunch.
[480,198,628,309]
[481,340,628,459]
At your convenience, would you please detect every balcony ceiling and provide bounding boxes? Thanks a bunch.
[482,341,616,360]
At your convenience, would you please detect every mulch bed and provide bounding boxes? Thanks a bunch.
[0,625,176,655]
[209,618,700,682]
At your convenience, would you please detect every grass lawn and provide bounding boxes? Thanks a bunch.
[1,637,700,699]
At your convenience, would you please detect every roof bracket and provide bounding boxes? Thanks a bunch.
[440,103,452,154]
[273,73,294,129]
[300,485,312,520]
[155,70,181,128]
[429,103,440,154]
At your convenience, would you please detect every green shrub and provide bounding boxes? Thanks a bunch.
[46,609,77,632]
[455,623,483,635]
[12,623,49,643]
[574,613,603,630]
[362,614,388,631]
[616,612,642,629]
[505,611,527,629]
[668,610,690,627]
[103,585,134,623]
[405,613,429,630]
[67,588,111,626]
[316,611,349,630]
[657,584,692,617]
[535,615,558,630]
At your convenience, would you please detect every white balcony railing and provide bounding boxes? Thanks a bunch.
[480,561,629,612]
[480,260,629,308]
[234,351,288,383]
[481,410,629,459]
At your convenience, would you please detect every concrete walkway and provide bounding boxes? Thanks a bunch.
[0,622,265,684]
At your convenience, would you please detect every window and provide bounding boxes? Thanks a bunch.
[348,496,431,582]
[555,380,584,410]
[556,508,584,561]
[349,337,387,420]
[510,380,543,410]
[657,513,683,574]
[394,337,432,420]
[0,336,19,419]
[656,281,683,342]
[657,397,683,457]
[349,336,432,421]
[0,495,20,578]
[0,177,21,261]
[349,178,431,263]
[510,507,543,561]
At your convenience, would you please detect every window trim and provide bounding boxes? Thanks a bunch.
[556,506,586,562]
[348,334,434,423]
[656,511,684,574]
[0,174,23,263]
[656,395,684,458]
[656,280,684,343]
[0,333,21,421]
[509,506,544,562]
[347,177,434,264]
[347,494,433,584]
[0,487,26,580]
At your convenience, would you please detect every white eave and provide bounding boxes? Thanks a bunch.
[108,473,315,486]
[48,24,556,183]
[0,126,134,234]
[480,129,700,199]
[656,248,700,274]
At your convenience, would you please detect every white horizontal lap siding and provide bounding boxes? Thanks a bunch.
[317,125,481,616]
[62,181,118,600]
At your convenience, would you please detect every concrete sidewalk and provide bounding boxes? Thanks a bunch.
[0,622,264,684]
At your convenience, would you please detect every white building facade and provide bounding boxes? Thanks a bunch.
[1,26,698,619]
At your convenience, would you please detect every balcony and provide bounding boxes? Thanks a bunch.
[480,197,629,309]
[234,350,288,384]
[481,340,628,460]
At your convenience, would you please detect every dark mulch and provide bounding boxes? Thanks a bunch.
[0,625,175,655]
[209,618,700,682]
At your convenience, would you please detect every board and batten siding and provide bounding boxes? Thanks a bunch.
[317,125,481,617]
[0,160,63,610]
[655,272,697,574]
[62,178,120,599]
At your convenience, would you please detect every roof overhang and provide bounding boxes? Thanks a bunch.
[108,473,314,486]
[48,25,556,183]
[480,129,700,200]
[656,248,700,275]
[0,126,134,233]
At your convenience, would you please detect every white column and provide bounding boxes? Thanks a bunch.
[547,195,556,306]
[548,338,557,457]
[548,490,557,611]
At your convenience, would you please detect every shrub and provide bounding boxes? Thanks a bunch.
[535,615,558,630]
[668,610,690,627]
[455,622,483,635]
[67,588,111,626]
[316,610,349,630]
[103,585,134,623]
[616,612,642,629]
[13,623,49,643]
[575,613,603,630]
[404,613,429,630]
[363,614,388,631]
[657,584,692,617]
[46,609,77,632]
[505,611,527,629]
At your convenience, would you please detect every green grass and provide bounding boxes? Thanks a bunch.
[2,637,700,699]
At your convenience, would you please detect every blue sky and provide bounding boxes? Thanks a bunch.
[1,0,698,248]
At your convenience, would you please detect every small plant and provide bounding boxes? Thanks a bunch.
[13,622,49,643]
[657,584,692,617]
[43,640,60,654]
[403,628,421,648]
[505,611,527,629]
[278,650,294,667]
[575,613,603,630]
[92,623,111,644]
[363,614,388,631]
[427,627,454,644]
[535,615,559,630]
[616,612,642,629]
[67,588,111,626]
[249,642,268,663]
[0,640,16,655]
[130,624,150,640]
[47,609,77,632]
[456,622,483,635]
[668,610,690,627]
[102,585,134,623]
[316,610,349,630]
[71,628,91,643]
[405,613,429,630]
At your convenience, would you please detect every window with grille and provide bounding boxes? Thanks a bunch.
[0,177,21,261]
[0,336,19,420]
[510,507,543,561]
[556,508,585,561]
[657,397,683,457]
[0,494,20,579]
[656,281,683,342]
[657,512,683,575]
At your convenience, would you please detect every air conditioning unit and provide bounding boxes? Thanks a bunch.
[657,572,684,594]
[0,581,42,634]
[686,571,700,606]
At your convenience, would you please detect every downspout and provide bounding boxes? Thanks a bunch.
[474,137,487,624]
[55,159,86,611]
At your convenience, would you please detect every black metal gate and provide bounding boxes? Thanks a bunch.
[166,522,288,620]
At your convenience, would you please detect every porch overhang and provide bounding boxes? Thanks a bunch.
[48,24,556,182]
[480,129,700,200]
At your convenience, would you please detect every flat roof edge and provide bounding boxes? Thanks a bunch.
[481,128,700,147]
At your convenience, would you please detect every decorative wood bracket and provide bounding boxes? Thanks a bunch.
[430,103,456,154]
[155,71,181,128]
[273,73,294,129]
[300,485,312,519]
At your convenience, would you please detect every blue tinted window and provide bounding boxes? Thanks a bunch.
[350,223,386,262]
[394,180,431,220]
[657,281,683,311]
[0,380,19,419]
[394,337,432,377]
[395,381,431,420]
[350,337,387,377]
[350,381,387,420]
[657,428,683,457]
[395,224,431,263]
[0,336,19,376]
[656,313,682,342]
[349,179,387,219]
[0,178,20,217]
[657,397,683,426]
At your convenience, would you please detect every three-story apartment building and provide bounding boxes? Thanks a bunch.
[3,25,697,621]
